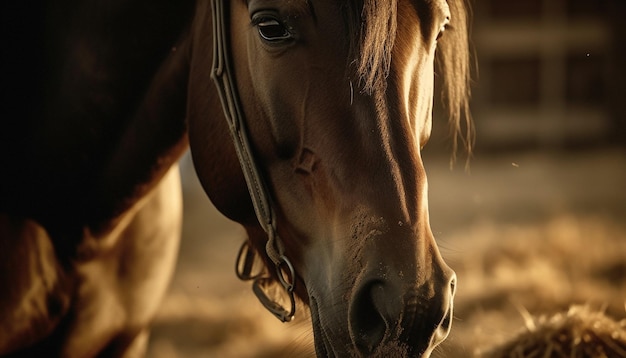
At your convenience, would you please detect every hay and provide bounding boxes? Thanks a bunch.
[479,305,626,358]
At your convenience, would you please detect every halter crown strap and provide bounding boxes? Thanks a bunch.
[210,0,296,322]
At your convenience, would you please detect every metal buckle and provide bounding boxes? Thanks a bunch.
[237,242,296,322]
[252,256,296,322]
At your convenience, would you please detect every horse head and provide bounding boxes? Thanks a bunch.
[188,0,471,356]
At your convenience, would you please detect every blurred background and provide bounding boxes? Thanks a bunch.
[148,1,626,356]
[466,0,624,150]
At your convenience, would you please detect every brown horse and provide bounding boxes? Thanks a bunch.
[191,0,472,356]
[1,0,471,356]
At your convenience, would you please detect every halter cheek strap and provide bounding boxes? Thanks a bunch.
[210,0,296,323]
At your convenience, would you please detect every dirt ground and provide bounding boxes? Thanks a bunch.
[147,148,626,357]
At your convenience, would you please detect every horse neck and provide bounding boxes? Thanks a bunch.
[2,1,194,239]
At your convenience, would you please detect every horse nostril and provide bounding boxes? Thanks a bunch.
[349,281,394,354]
[449,273,457,297]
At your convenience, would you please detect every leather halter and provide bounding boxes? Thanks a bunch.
[210,0,296,322]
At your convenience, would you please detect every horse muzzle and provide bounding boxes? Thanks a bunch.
[306,230,457,357]
[347,264,456,357]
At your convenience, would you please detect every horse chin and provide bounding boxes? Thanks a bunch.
[309,296,333,357]
[307,295,355,358]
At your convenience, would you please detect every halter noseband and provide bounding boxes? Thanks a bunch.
[210,0,296,322]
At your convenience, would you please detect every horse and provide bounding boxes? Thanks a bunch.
[0,0,471,356]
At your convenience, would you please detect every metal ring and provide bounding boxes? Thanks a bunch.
[276,255,296,293]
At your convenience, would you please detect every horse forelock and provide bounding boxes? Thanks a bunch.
[343,0,397,94]
[437,0,474,159]
[344,0,473,157]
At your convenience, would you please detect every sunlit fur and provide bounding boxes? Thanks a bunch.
[344,0,473,157]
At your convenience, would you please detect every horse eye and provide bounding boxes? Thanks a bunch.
[256,18,292,42]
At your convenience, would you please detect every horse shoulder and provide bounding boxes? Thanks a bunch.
[62,164,183,358]
[0,164,182,357]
